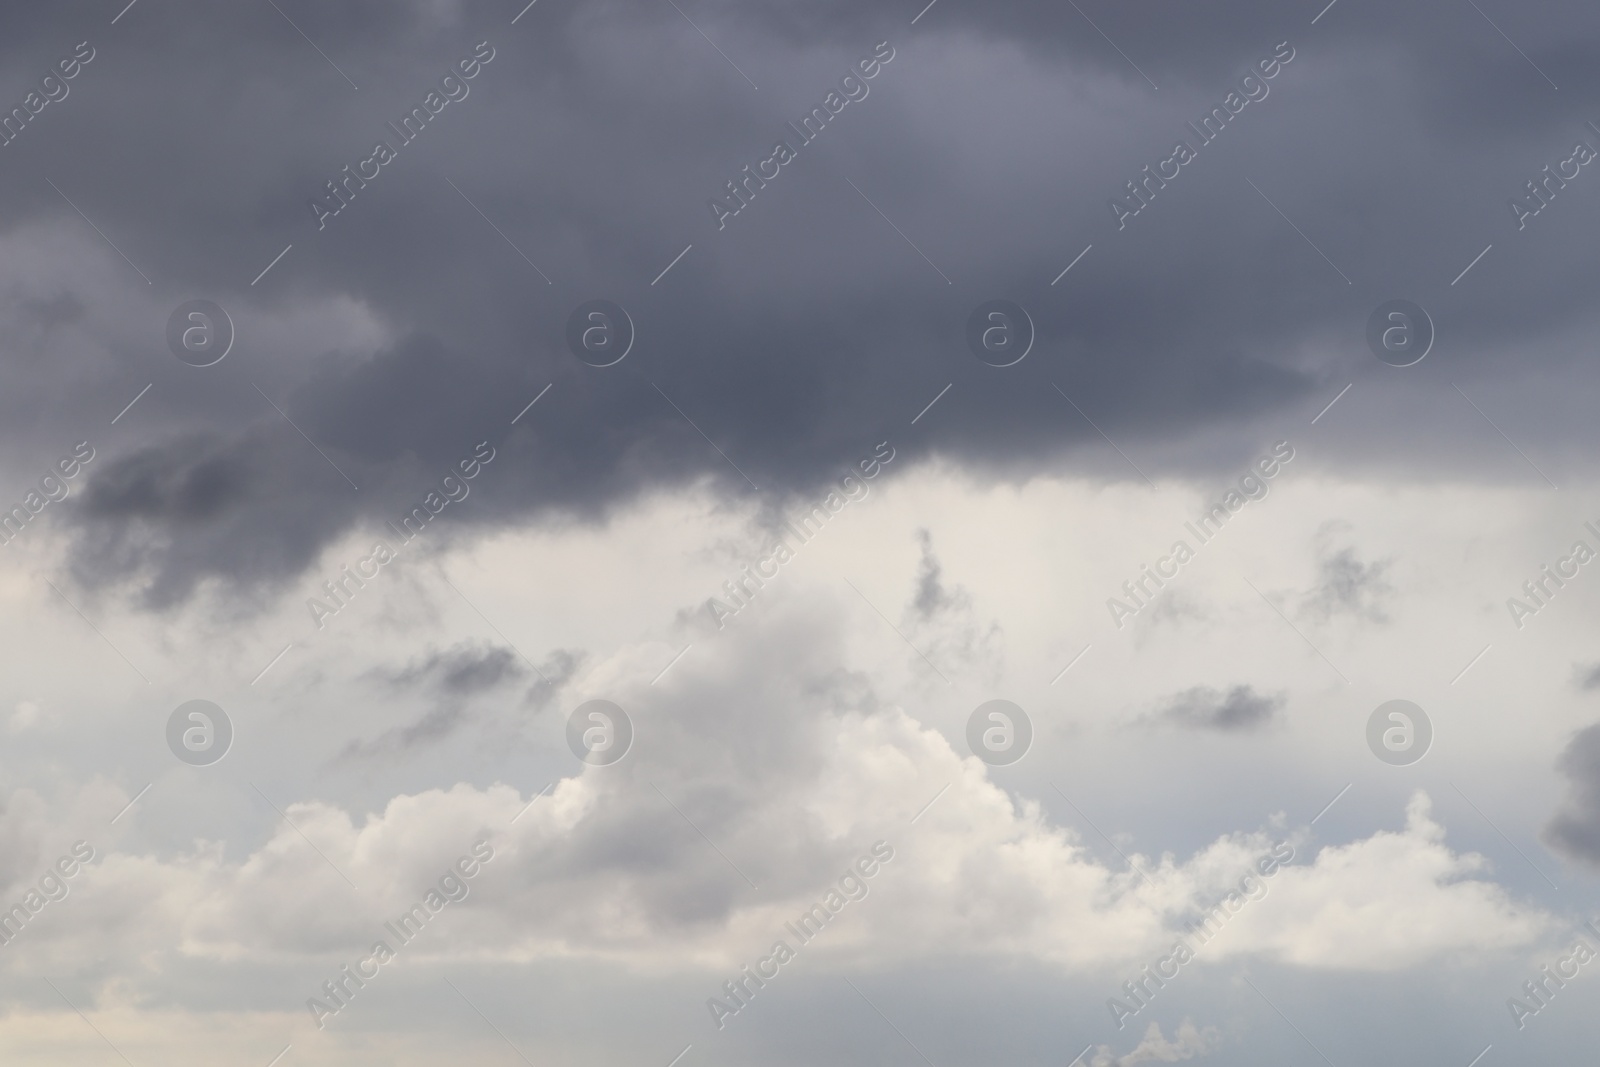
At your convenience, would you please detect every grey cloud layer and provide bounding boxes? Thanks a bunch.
[1,0,1597,606]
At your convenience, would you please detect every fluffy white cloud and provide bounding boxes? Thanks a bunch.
[14,691,1551,980]
[1227,792,1554,968]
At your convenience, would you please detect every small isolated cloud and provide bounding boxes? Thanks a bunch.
[910,528,958,621]
[1300,528,1394,624]
[1142,589,1210,630]
[903,529,1002,682]
[343,643,579,760]
[1089,1020,1219,1067]
[1147,685,1282,732]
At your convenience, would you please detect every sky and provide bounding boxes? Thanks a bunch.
[1,0,1600,1064]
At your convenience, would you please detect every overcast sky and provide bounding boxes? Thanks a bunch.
[3,1,1600,1065]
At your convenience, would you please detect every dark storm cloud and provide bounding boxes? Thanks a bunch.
[1147,685,1283,732]
[1544,723,1600,865]
[0,0,1593,605]
[65,429,355,608]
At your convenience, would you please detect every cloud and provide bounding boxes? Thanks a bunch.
[374,642,527,697]
[10,604,1549,981]
[1544,723,1600,864]
[66,429,356,610]
[911,528,958,621]
[903,529,1002,682]
[0,4,1594,1060]
[1147,685,1282,732]
[1300,528,1394,624]
[9,0,1591,610]
[1230,792,1552,970]
[341,642,581,760]
[1088,1020,1219,1067]
[46,742,1551,978]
